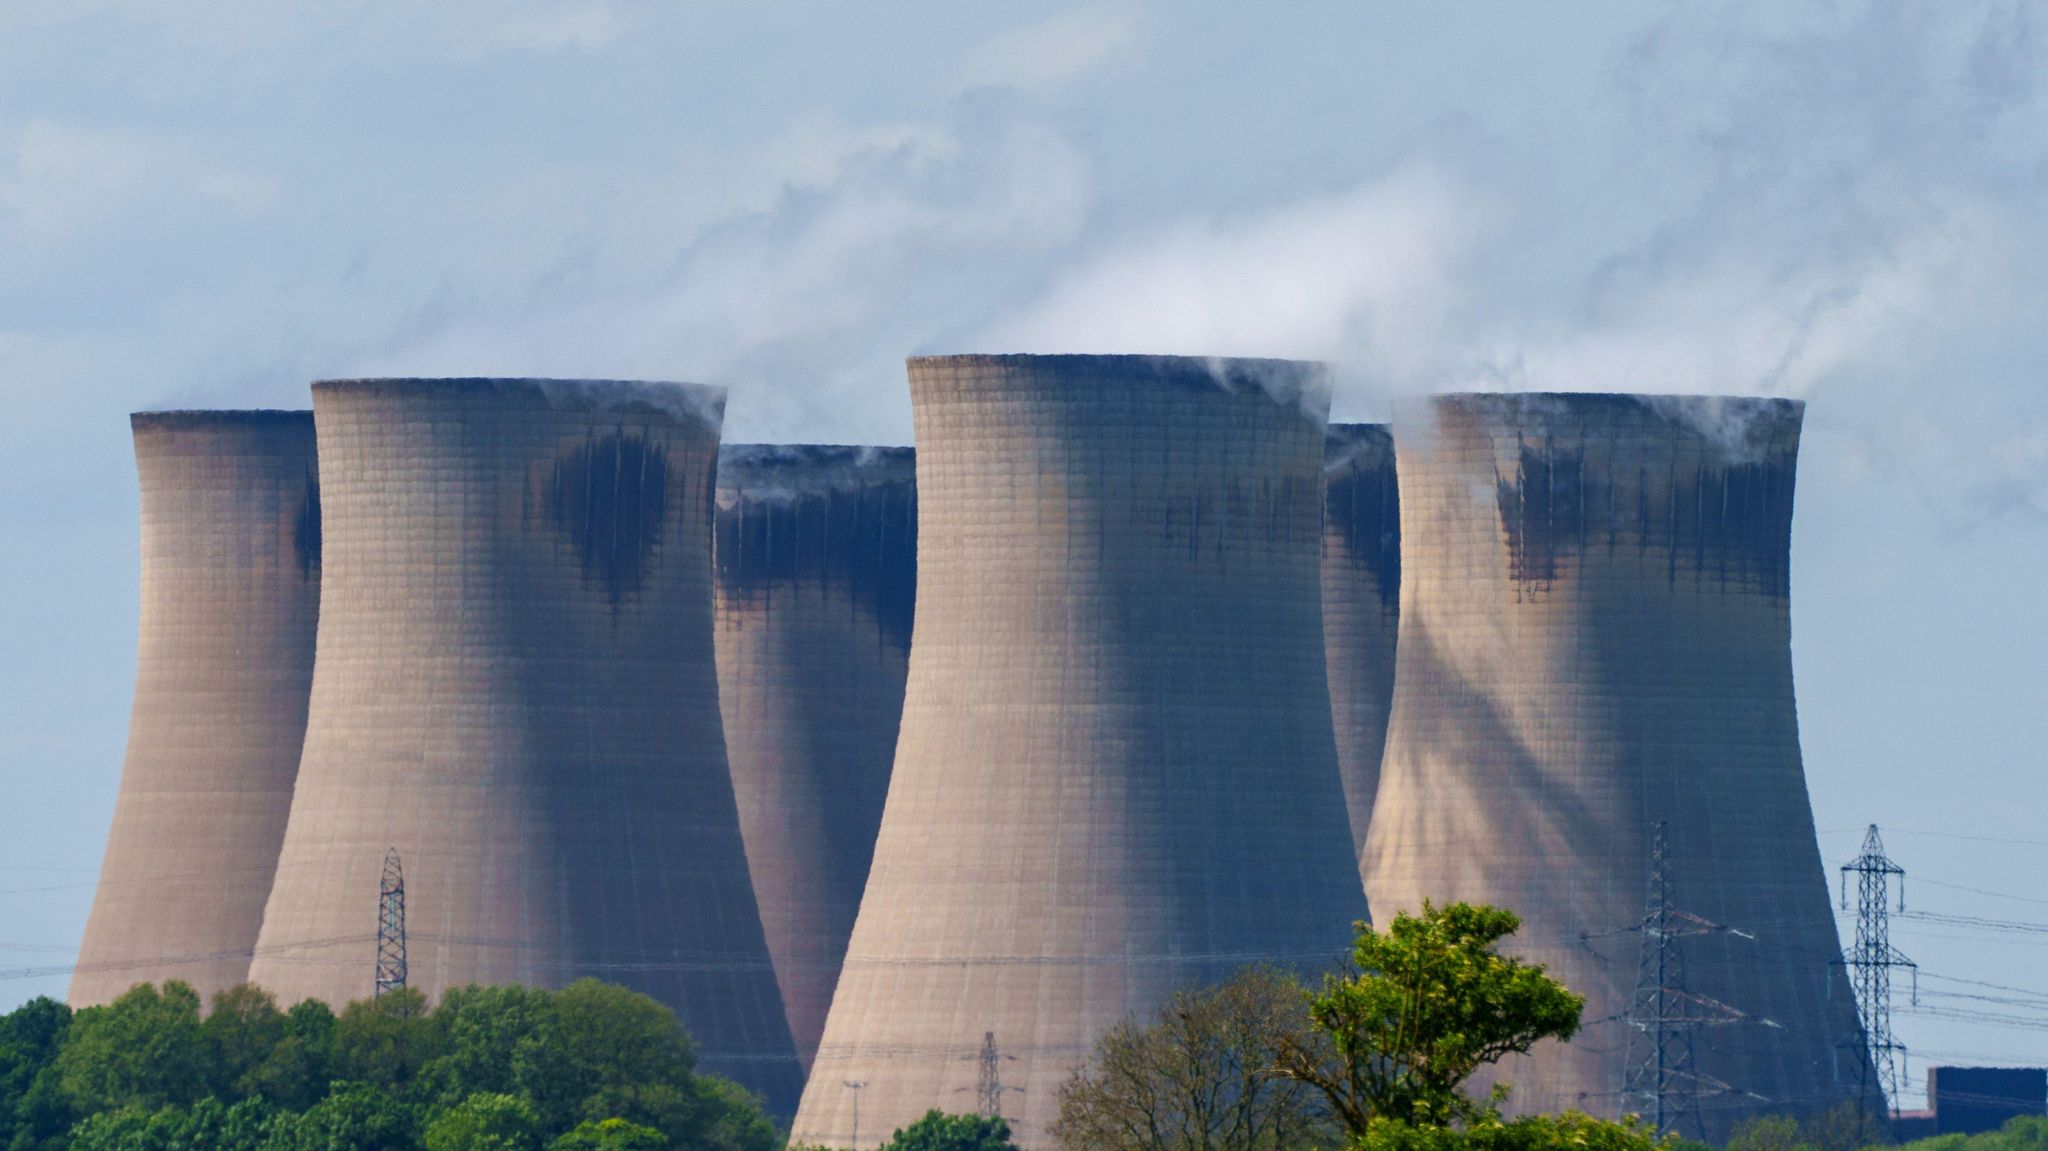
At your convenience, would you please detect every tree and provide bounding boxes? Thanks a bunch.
[334,988,442,1095]
[57,983,209,1114]
[283,1080,423,1151]
[1725,1115,1813,1151]
[204,985,288,1100]
[513,980,696,1141]
[424,1092,545,1151]
[0,996,72,1151]
[1354,1111,1664,1151]
[66,1097,286,1151]
[422,985,558,1107]
[877,1110,1020,1151]
[548,1118,667,1151]
[239,1000,338,1112]
[1276,904,1584,1132]
[1055,966,1333,1151]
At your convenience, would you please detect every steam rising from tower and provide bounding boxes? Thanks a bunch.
[247,379,801,1113]
[72,411,321,1006]
[791,354,1367,1149]
[714,443,916,1071]
[1363,393,1858,1138]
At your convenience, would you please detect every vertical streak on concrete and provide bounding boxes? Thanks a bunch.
[73,411,321,1007]
[1363,393,1858,1140]
[792,355,1368,1149]
[714,444,917,1072]
[1321,424,1400,879]
[247,379,802,1114]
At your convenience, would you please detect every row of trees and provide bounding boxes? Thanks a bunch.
[0,977,779,1151]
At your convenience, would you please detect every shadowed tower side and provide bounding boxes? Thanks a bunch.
[72,411,322,1006]
[792,354,1368,1149]
[247,379,802,1114]
[1321,423,1400,877]
[1363,393,1860,1140]
[714,444,917,1071]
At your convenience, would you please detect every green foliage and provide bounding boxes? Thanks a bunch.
[1354,1111,1664,1151]
[0,996,72,1151]
[876,1110,1020,1151]
[1725,1102,1893,1151]
[546,1118,666,1151]
[1277,903,1585,1132]
[0,977,780,1151]
[1055,966,1333,1151]
[424,1093,544,1151]
[57,983,209,1114]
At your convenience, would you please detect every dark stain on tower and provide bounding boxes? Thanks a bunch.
[1327,435,1401,611]
[550,431,671,605]
[294,471,322,580]
[1491,396,1797,600]
[713,447,918,651]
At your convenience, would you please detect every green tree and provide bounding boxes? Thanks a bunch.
[1354,1111,1663,1151]
[423,986,557,1107]
[877,1110,1019,1151]
[547,1118,666,1151]
[424,1092,544,1151]
[240,999,338,1112]
[0,996,72,1151]
[512,981,696,1139]
[1276,904,1584,1132]
[1055,966,1333,1151]
[1725,1115,1814,1151]
[66,1096,286,1151]
[204,985,288,1100]
[334,989,443,1096]
[57,982,209,1114]
[282,1080,422,1151]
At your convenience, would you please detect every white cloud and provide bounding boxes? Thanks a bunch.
[0,122,277,244]
[952,3,1141,93]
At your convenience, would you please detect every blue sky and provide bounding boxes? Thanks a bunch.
[2,1,2044,1104]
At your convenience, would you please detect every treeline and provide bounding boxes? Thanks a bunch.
[1727,1112,2048,1151]
[0,977,779,1151]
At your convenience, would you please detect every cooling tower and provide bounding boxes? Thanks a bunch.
[1362,393,1860,1139]
[1321,424,1400,871]
[72,411,321,1007]
[713,444,917,1071]
[791,355,1369,1150]
[246,379,802,1113]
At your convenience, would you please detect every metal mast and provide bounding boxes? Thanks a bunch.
[976,1031,1005,1118]
[1621,822,1749,1140]
[1839,824,1914,1113]
[374,847,407,998]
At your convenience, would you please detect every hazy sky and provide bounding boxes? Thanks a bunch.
[3,1,2044,1104]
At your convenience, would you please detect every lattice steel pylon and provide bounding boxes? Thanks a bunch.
[976,1031,1006,1118]
[1621,822,1750,1140]
[1838,824,1914,1115]
[374,848,407,999]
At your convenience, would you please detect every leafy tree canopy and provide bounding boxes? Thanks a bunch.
[1277,902,1585,1132]
[877,1110,1020,1151]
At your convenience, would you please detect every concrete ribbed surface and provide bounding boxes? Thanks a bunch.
[72,411,321,1006]
[247,379,801,1114]
[792,355,1369,1149]
[1362,393,1859,1140]
[714,444,916,1072]
[1321,423,1399,880]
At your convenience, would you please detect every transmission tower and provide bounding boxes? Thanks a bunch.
[1838,824,1915,1115]
[1621,821,1750,1141]
[976,1031,1006,1118]
[375,848,408,999]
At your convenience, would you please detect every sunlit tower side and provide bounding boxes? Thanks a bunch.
[1839,824,1914,1114]
[375,848,407,998]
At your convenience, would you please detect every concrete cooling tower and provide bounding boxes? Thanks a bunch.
[792,355,1369,1150]
[246,379,802,1113]
[1321,424,1400,872]
[713,444,917,1071]
[1362,393,1859,1139]
[72,412,321,1007]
